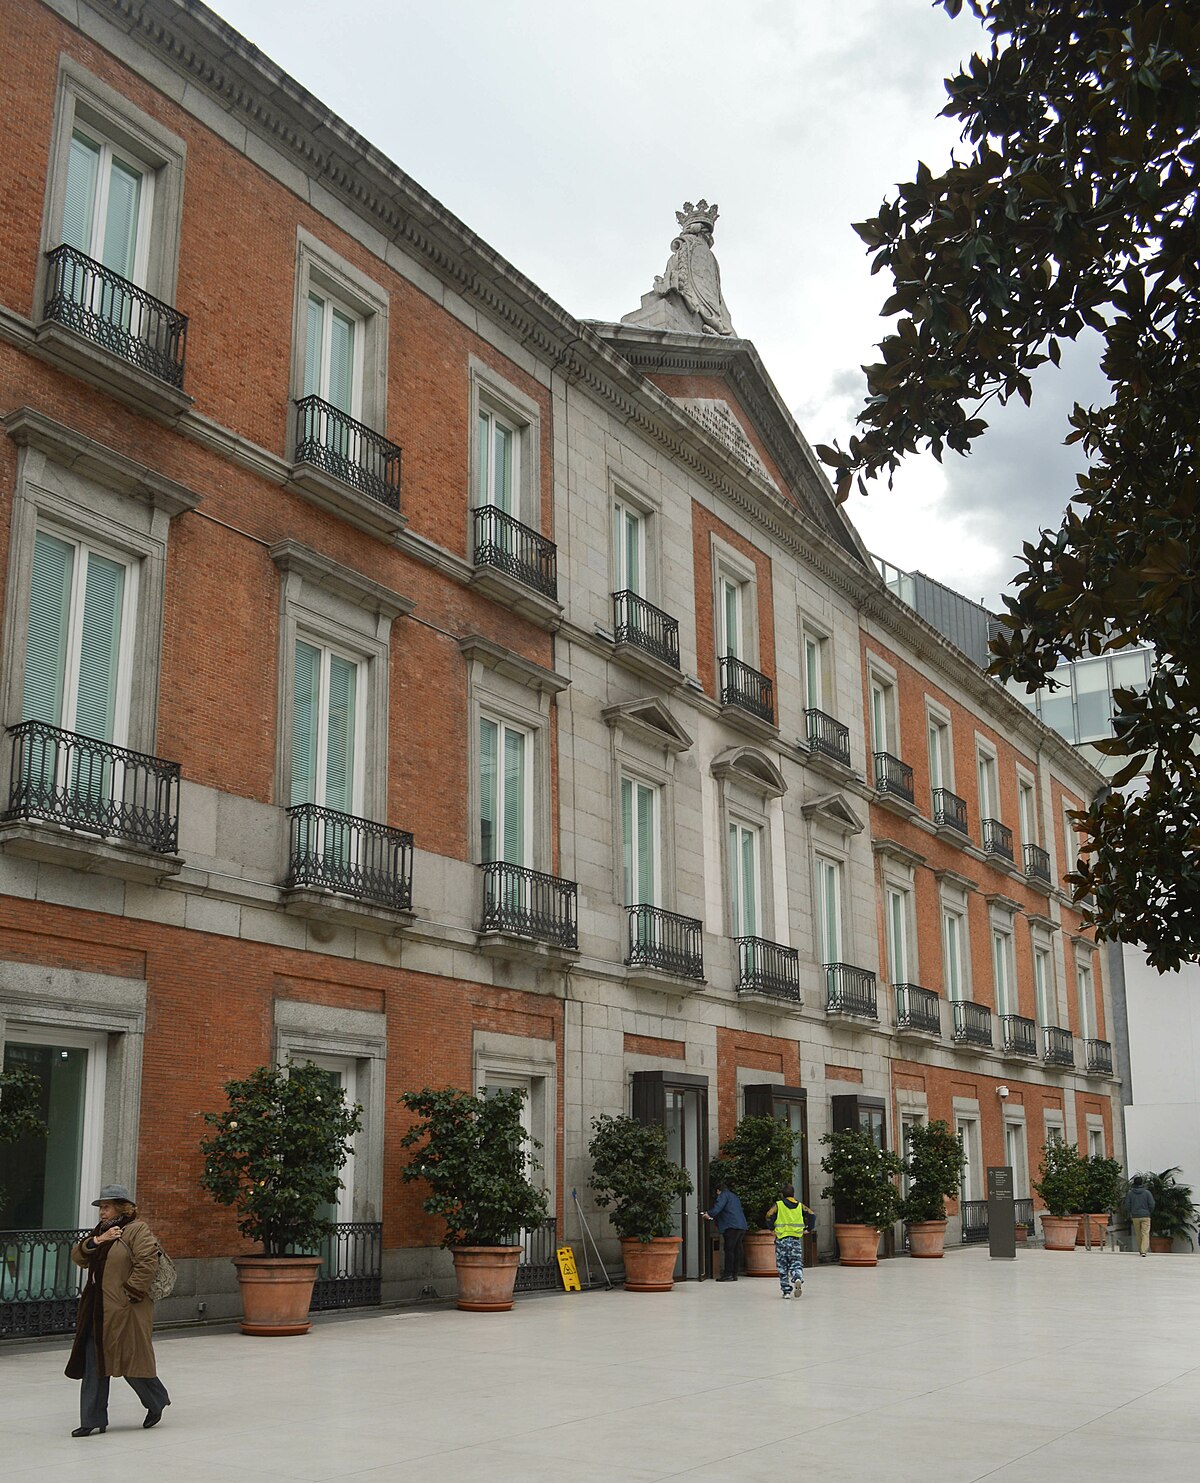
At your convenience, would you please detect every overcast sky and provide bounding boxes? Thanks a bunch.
[214,0,1107,611]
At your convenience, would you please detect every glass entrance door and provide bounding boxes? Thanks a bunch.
[662,1083,707,1281]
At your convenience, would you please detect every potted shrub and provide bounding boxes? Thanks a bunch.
[820,1130,902,1266]
[711,1115,799,1277]
[899,1120,966,1258]
[399,1086,548,1311]
[588,1114,692,1291]
[200,1061,362,1335]
[1033,1140,1087,1250]
[1076,1155,1122,1245]
[1144,1167,1200,1253]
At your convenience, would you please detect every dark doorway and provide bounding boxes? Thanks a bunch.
[743,1084,815,1269]
[631,1071,709,1280]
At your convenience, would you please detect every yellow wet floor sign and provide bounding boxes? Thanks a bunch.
[557,1244,581,1291]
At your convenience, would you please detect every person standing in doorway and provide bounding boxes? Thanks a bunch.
[1124,1175,1156,1257]
[702,1181,748,1280]
[65,1185,170,1436]
[765,1183,810,1298]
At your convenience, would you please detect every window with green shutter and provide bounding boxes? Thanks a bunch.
[290,638,362,815]
[479,716,530,866]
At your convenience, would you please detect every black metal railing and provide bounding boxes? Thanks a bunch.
[286,804,413,911]
[825,963,879,1018]
[806,708,851,765]
[961,1200,989,1243]
[1002,1014,1038,1057]
[1024,843,1052,883]
[951,999,993,1047]
[933,788,969,836]
[509,1218,559,1293]
[5,721,180,853]
[471,506,558,600]
[736,936,801,1002]
[44,244,187,387]
[309,1222,383,1312]
[895,983,941,1035]
[612,590,680,670]
[982,818,1014,861]
[627,905,704,980]
[480,861,578,949]
[293,396,402,510]
[1086,1039,1113,1075]
[0,1228,87,1338]
[719,655,775,725]
[1015,1198,1034,1230]
[874,752,914,803]
[1043,1024,1075,1067]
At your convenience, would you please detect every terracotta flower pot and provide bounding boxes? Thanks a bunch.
[1150,1235,1173,1254]
[1014,1224,1029,1245]
[620,1236,682,1291]
[906,1219,947,1258]
[743,1229,777,1276]
[451,1245,523,1312]
[1076,1213,1110,1246]
[835,1223,881,1266]
[232,1254,323,1336]
[1040,1214,1081,1251]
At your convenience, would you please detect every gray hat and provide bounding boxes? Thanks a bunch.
[92,1184,134,1206]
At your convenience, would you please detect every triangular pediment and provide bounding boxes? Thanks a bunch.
[801,792,864,835]
[602,696,693,754]
[711,745,787,799]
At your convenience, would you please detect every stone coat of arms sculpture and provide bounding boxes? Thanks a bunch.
[621,200,736,337]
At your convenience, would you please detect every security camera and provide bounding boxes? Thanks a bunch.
[997,1085,1010,1099]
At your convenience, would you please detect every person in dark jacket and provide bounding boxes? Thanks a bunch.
[1124,1175,1156,1257]
[702,1183,749,1280]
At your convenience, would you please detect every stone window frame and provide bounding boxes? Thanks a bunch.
[711,535,761,671]
[925,696,955,792]
[798,609,834,712]
[609,470,665,606]
[1016,763,1039,849]
[937,872,975,1002]
[604,701,691,910]
[273,998,387,1224]
[1043,1108,1067,1146]
[472,1029,557,1197]
[951,1095,983,1202]
[1001,1105,1031,1198]
[1028,915,1061,1027]
[37,56,187,312]
[1073,937,1099,1040]
[711,746,786,942]
[802,793,864,968]
[876,844,920,987]
[1084,1111,1106,1158]
[974,732,1002,825]
[467,357,543,532]
[865,651,900,758]
[987,898,1019,1017]
[271,541,413,821]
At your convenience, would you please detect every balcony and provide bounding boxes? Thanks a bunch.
[0,1226,88,1338]
[284,804,413,914]
[874,751,914,804]
[825,963,879,1019]
[1024,842,1052,886]
[736,936,801,1003]
[1086,1039,1114,1076]
[719,655,775,729]
[627,905,704,988]
[479,861,578,954]
[933,787,969,838]
[611,590,681,676]
[289,396,404,536]
[1043,1024,1075,1067]
[470,505,559,617]
[895,983,941,1036]
[982,818,1014,862]
[951,999,993,1048]
[1,721,181,878]
[1001,1013,1038,1058]
[805,708,851,767]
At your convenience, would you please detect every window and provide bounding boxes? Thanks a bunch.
[480,716,532,866]
[303,290,363,418]
[1004,1122,1028,1198]
[1018,777,1038,848]
[621,775,660,906]
[928,714,951,791]
[477,403,520,515]
[804,631,829,711]
[885,886,909,983]
[468,360,541,531]
[870,675,896,755]
[1046,1121,1065,1146]
[1033,945,1054,1026]
[62,127,151,284]
[815,857,842,964]
[291,639,364,816]
[957,1117,979,1202]
[1076,958,1095,1040]
[719,575,746,661]
[942,906,967,1000]
[1062,805,1081,878]
[728,820,762,937]
[1088,1126,1105,1158]
[900,1112,925,1197]
[612,497,646,596]
[977,749,999,820]
[992,928,1015,1017]
[308,1056,358,1225]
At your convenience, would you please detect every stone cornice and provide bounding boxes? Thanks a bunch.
[269,539,414,621]
[457,634,569,696]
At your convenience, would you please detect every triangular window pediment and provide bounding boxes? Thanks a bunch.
[602,696,693,754]
[800,792,864,835]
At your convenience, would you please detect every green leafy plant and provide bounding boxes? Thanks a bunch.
[1079,1155,1123,1214]
[588,1114,692,1243]
[899,1120,966,1224]
[820,1130,902,1228]
[1142,1166,1199,1247]
[398,1086,548,1248]
[1033,1140,1087,1218]
[0,1067,47,1212]
[199,1061,362,1257]
[711,1115,798,1230]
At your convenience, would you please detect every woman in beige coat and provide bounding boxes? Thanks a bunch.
[65,1184,170,1436]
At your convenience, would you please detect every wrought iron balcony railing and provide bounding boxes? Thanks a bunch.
[825,963,879,1019]
[874,751,914,803]
[951,999,993,1047]
[1086,1039,1113,1075]
[294,396,402,510]
[1043,1024,1075,1067]
[43,244,187,387]
[933,787,969,836]
[1001,1013,1038,1057]
[627,905,704,980]
[612,590,680,670]
[5,721,180,853]
[309,1221,383,1312]
[1024,842,1052,883]
[982,818,1014,861]
[509,1217,560,1293]
[480,861,578,949]
[736,935,801,1002]
[286,804,413,911]
[471,506,558,600]
[806,707,851,766]
[895,983,941,1035]
[0,1227,88,1338]
[960,1200,989,1243]
[719,655,775,725]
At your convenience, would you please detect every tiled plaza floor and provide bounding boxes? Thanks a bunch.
[3,1245,1198,1482]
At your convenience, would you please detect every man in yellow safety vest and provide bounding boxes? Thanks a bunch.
[764,1183,811,1298]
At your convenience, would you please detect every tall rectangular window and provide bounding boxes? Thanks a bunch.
[1004,1122,1028,1198]
[1018,778,1038,847]
[992,929,1014,1017]
[303,290,362,417]
[612,499,645,596]
[728,821,761,937]
[1062,806,1081,877]
[62,127,150,282]
[804,632,827,710]
[977,751,998,819]
[942,907,966,1001]
[928,716,950,791]
[885,886,908,983]
[1076,960,1095,1040]
[719,576,744,660]
[621,776,659,906]
[870,677,894,754]
[815,857,842,964]
[1033,946,1053,1026]
[477,405,519,514]
[479,716,531,865]
[957,1118,978,1203]
[291,640,362,816]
